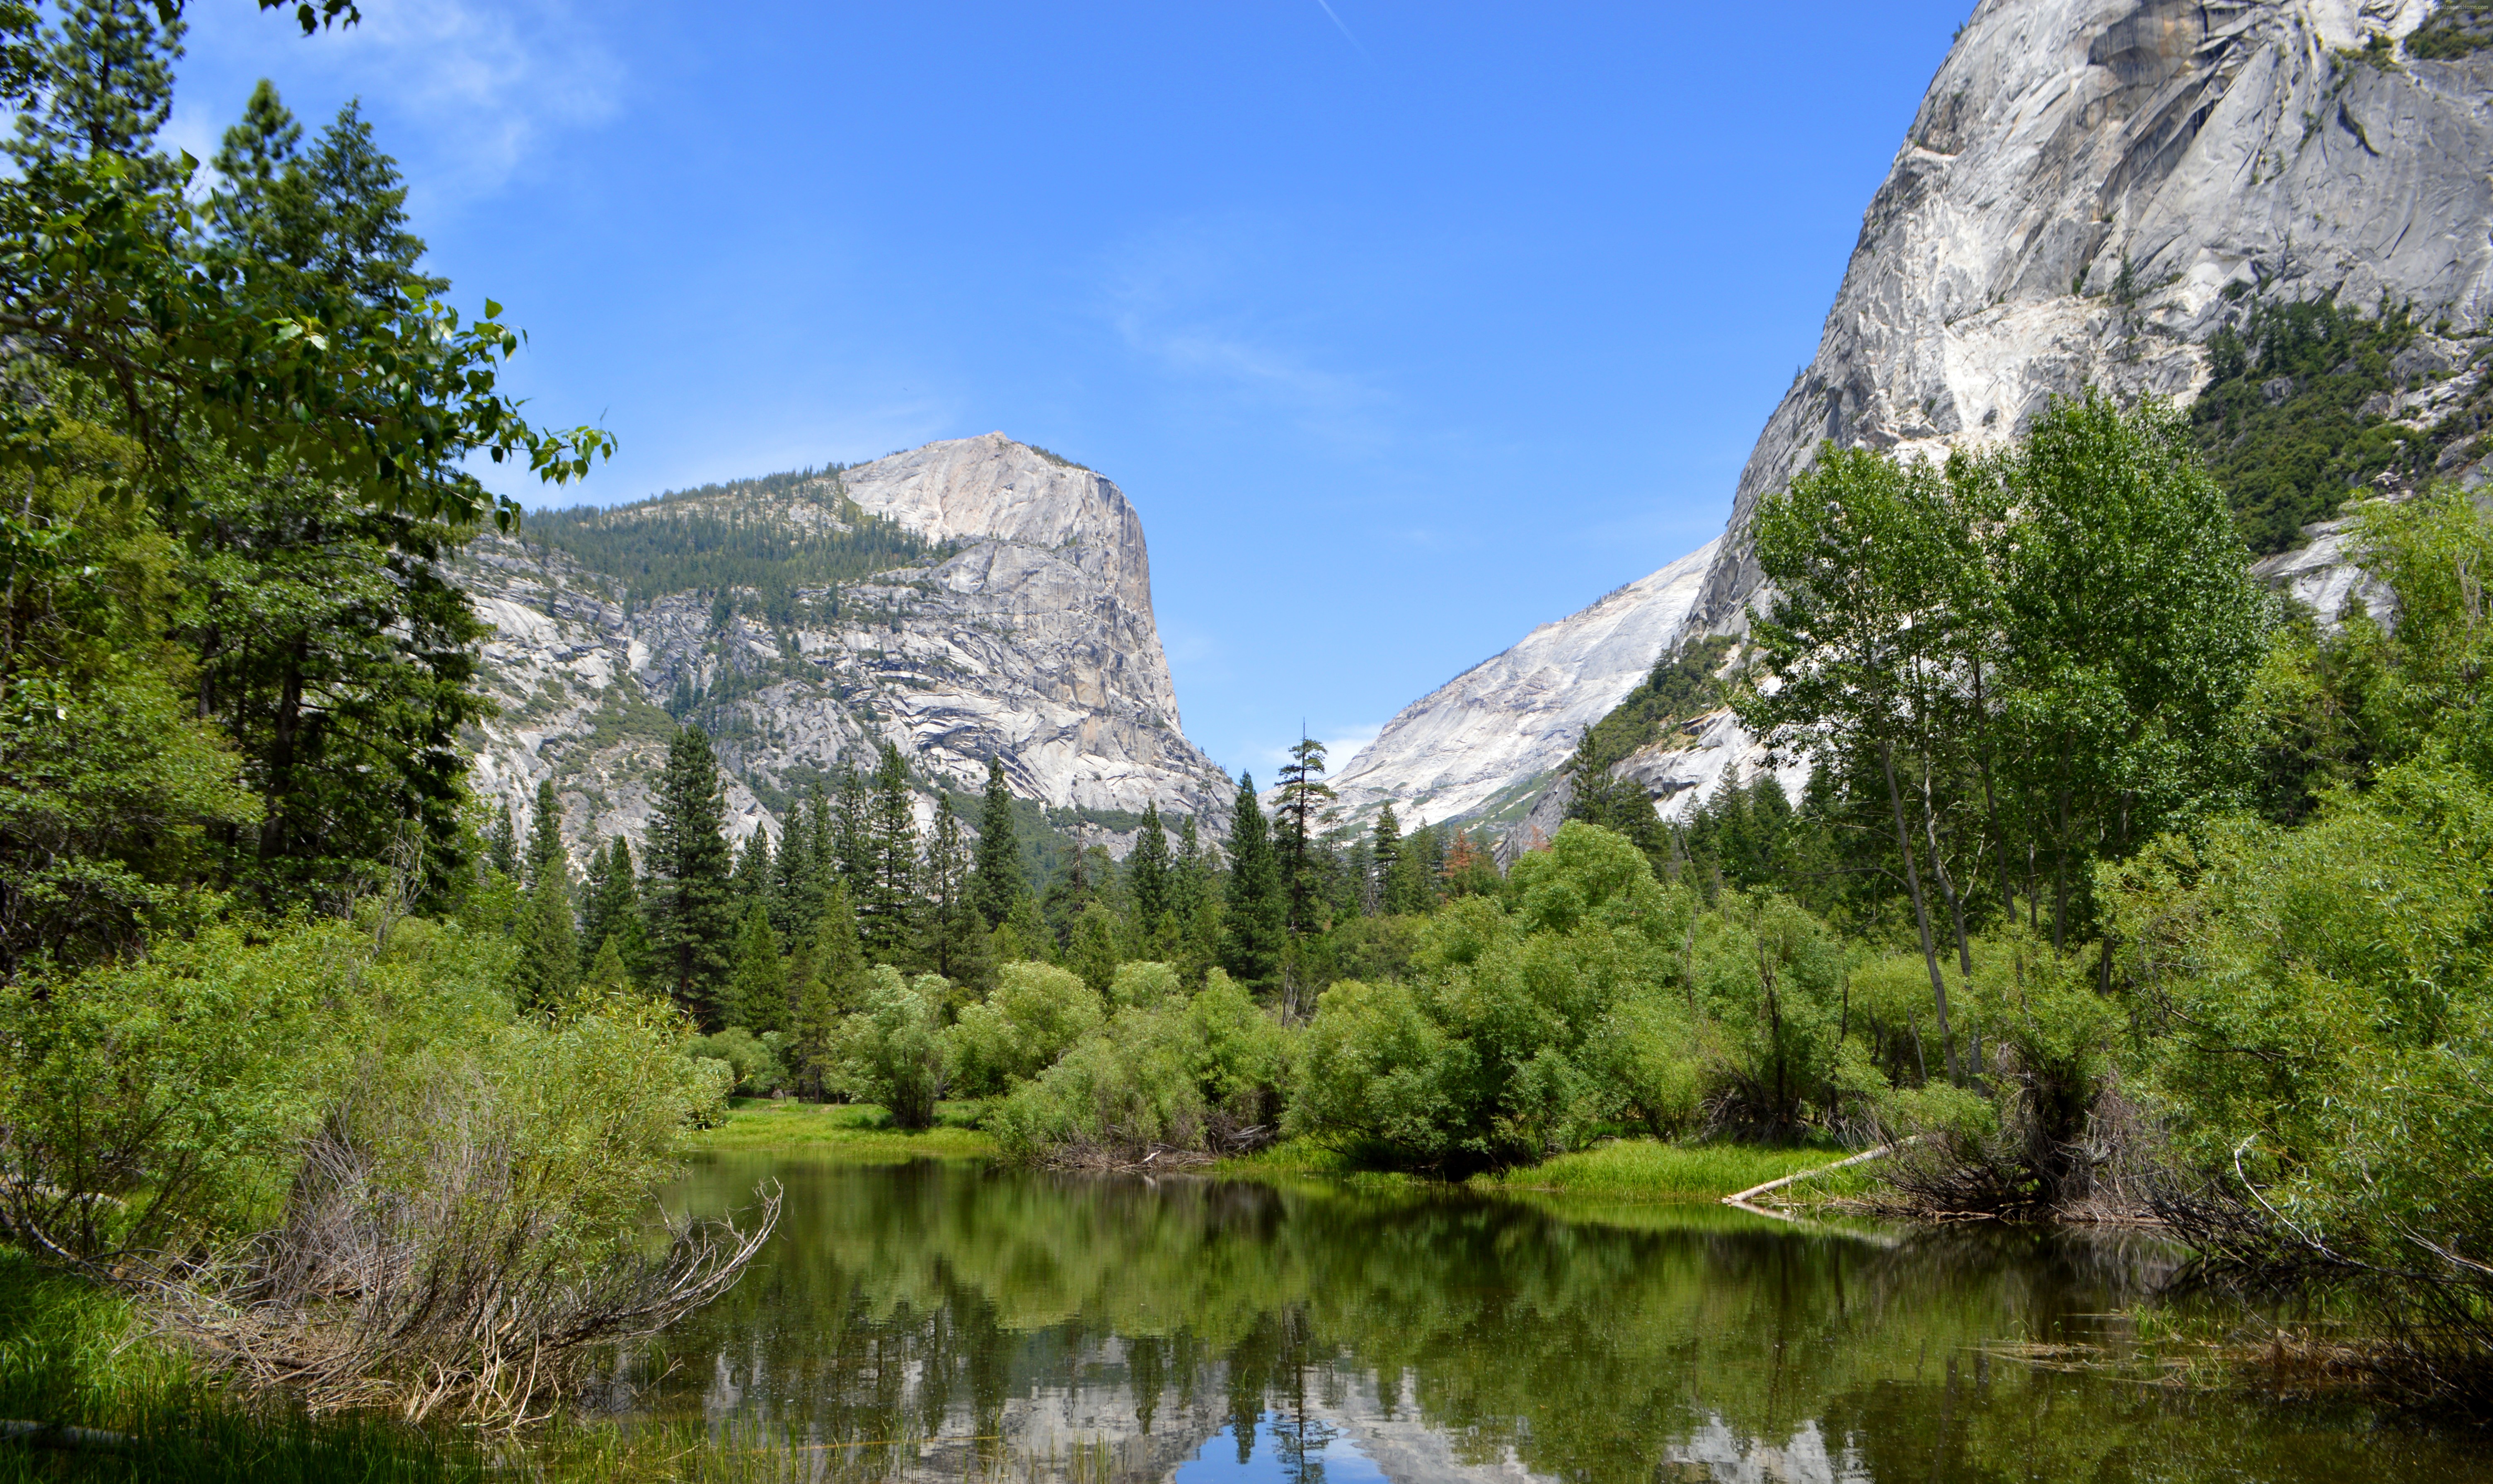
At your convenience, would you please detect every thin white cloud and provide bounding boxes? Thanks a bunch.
[1313,0,1369,57]
[1103,218,1390,448]
[173,0,624,209]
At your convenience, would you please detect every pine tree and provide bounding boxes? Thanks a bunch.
[969,755,1024,928]
[1129,804,1171,927]
[650,725,738,1027]
[830,760,874,891]
[1370,803,1402,915]
[1221,773,1284,992]
[806,783,837,890]
[206,85,447,311]
[516,869,578,1011]
[10,0,187,190]
[772,802,816,942]
[918,797,991,989]
[728,900,787,1033]
[583,934,631,997]
[816,882,871,1014]
[1386,824,1440,915]
[1274,737,1336,939]
[524,780,567,888]
[1175,814,1218,985]
[578,837,646,981]
[861,741,919,962]
[997,892,1054,964]
[513,780,578,1010]
[733,827,774,905]
[1069,901,1120,997]
[486,804,518,877]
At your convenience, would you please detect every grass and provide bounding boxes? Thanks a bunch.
[1219,1135,1877,1206]
[0,1247,482,1483]
[1471,1137,1875,1203]
[681,1099,995,1161]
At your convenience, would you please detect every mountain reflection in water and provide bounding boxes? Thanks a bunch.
[610,1157,2492,1483]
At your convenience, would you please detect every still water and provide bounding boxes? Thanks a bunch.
[629,1156,2491,1482]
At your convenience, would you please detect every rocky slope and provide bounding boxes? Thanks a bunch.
[460,433,1230,864]
[1326,540,1717,830]
[1339,0,2493,838]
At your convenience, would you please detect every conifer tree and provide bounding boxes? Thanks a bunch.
[918,796,991,989]
[772,803,816,942]
[1175,813,1219,984]
[1221,772,1284,991]
[1274,738,1336,940]
[512,780,578,1009]
[805,782,837,889]
[732,829,779,941]
[10,0,187,190]
[1385,823,1440,915]
[486,804,518,877]
[516,867,578,1011]
[830,760,874,890]
[583,934,631,997]
[969,755,1024,928]
[728,900,787,1033]
[1129,804,1171,927]
[1069,901,1120,996]
[650,725,737,1026]
[524,780,567,888]
[578,837,646,981]
[997,892,1054,964]
[816,881,871,1011]
[862,742,919,962]
[1371,802,1402,915]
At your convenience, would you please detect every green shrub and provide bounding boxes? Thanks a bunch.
[833,966,951,1128]
[1109,959,1181,1010]
[948,960,1101,1095]
[686,1025,789,1096]
[989,968,1290,1164]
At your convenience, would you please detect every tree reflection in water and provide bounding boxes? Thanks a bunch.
[605,1159,2493,1483]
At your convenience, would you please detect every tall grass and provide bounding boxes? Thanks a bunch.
[683,1100,994,1160]
[0,1249,480,1484]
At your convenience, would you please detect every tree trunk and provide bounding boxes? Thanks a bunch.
[1880,738,1958,1081]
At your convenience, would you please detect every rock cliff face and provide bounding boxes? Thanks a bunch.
[1326,541,1717,830]
[1339,0,2493,837]
[460,434,1229,864]
[1689,0,2493,632]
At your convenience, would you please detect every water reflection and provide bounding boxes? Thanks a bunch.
[624,1157,2491,1483]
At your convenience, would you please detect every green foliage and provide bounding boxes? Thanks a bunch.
[1108,958,1181,1010]
[948,961,1101,1096]
[649,725,736,1026]
[685,1025,789,1097]
[2112,756,2493,1318]
[830,966,949,1129]
[1221,772,1284,989]
[2192,295,2424,553]
[2407,0,2493,60]
[726,900,786,1033]
[520,469,931,614]
[1292,824,1699,1171]
[988,967,1288,1162]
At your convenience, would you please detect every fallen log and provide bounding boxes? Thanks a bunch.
[1721,1138,1918,1207]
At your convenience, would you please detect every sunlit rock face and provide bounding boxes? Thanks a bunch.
[1692,0,2493,630]
[1326,541,1717,832]
[459,433,1230,865]
[1349,0,2493,839]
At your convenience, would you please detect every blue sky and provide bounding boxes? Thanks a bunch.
[167,0,1965,780]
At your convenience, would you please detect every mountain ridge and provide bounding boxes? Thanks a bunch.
[460,433,1230,867]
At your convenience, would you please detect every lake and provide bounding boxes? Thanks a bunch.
[621,1155,2492,1482]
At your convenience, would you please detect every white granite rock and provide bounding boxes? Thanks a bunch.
[460,434,1230,868]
